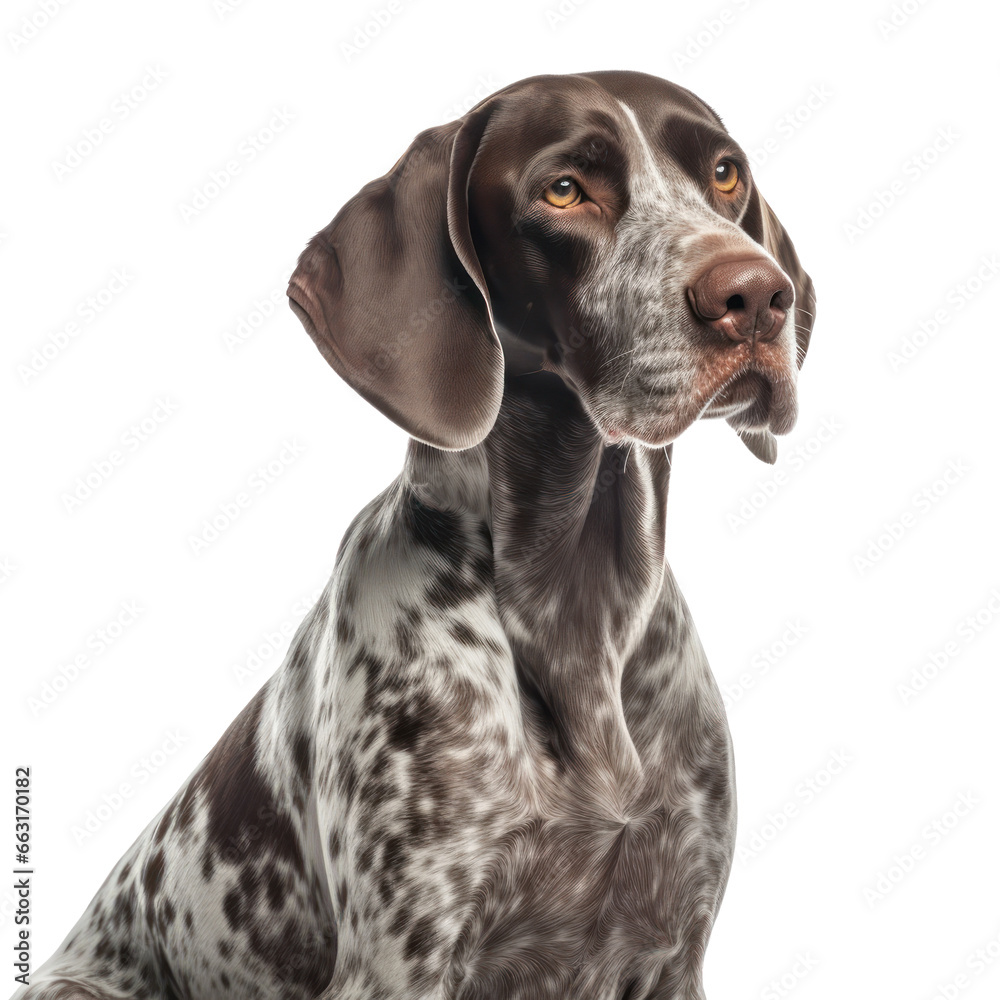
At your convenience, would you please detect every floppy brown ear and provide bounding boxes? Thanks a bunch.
[287,107,503,451]
[732,187,817,463]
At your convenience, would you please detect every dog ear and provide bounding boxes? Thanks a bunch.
[755,192,815,370]
[288,106,502,451]
[732,187,816,464]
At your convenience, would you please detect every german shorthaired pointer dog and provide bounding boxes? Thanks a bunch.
[17,70,814,1000]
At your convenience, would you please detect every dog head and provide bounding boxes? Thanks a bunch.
[288,70,815,462]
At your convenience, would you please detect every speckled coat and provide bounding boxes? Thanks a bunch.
[16,70,814,1000]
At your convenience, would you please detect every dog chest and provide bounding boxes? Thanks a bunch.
[443,805,728,1000]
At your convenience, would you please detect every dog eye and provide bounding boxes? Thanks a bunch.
[713,159,740,193]
[543,177,583,208]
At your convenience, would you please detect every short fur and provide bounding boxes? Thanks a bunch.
[16,71,814,1000]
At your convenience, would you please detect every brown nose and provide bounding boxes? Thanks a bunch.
[687,257,793,343]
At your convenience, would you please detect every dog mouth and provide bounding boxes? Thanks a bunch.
[705,368,795,431]
[597,345,798,447]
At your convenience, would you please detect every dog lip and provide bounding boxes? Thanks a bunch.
[712,367,797,434]
[698,343,798,431]
[596,347,797,448]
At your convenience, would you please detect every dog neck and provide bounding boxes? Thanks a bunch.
[404,370,672,801]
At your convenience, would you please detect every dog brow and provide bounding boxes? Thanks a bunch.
[615,100,671,199]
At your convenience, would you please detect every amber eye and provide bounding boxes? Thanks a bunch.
[543,177,583,208]
[713,159,740,193]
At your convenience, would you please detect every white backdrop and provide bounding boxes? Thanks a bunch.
[3,0,999,997]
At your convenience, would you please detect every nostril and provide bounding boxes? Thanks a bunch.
[725,294,744,311]
[769,290,787,310]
